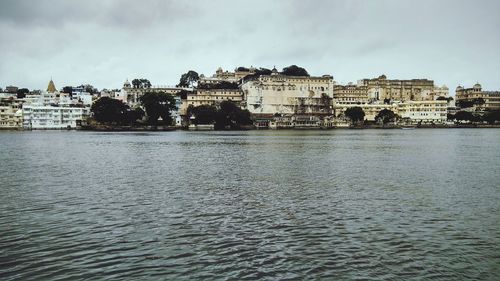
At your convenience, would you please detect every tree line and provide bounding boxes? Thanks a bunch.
[91,92,177,125]
[187,101,252,130]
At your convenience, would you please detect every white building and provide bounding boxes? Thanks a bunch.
[22,80,90,129]
[241,68,335,115]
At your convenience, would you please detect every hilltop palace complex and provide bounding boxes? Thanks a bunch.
[1,66,499,130]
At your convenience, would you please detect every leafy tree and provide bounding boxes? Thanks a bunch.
[215,101,252,129]
[457,100,474,108]
[375,109,396,124]
[16,88,29,99]
[91,97,129,123]
[178,89,190,100]
[198,81,239,90]
[240,67,272,82]
[189,104,217,125]
[447,113,455,121]
[281,65,309,77]
[62,86,73,94]
[236,66,250,72]
[124,108,145,124]
[483,110,500,124]
[139,92,177,125]
[436,96,447,101]
[455,111,474,122]
[131,79,151,89]
[344,106,365,124]
[132,79,141,89]
[177,71,199,88]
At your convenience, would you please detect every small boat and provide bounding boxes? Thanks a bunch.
[401,125,416,130]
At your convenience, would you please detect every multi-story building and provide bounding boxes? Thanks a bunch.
[121,79,190,107]
[333,103,398,122]
[456,83,500,111]
[0,96,23,129]
[358,75,448,102]
[397,100,448,124]
[333,83,368,104]
[333,100,448,124]
[22,80,90,129]
[241,68,335,116]
[181,88,244,114]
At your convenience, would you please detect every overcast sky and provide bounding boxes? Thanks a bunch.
[1,0,499,93]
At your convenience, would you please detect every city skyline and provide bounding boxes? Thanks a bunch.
[1,0,499,91]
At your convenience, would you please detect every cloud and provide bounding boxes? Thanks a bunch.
[0,0,499,92]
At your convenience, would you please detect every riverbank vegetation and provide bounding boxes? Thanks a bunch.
[187,101,252,130]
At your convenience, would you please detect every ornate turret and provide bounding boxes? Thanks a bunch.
[47,79,57,93]
[473,82,482,90]
[271,66,278,75]
[123,79,131,88]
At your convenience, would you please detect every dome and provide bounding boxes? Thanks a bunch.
[473,82,481,89]
[378,74,387,79]
[123,79,131,87]
[456,85,463,91]
[441,85,448,90]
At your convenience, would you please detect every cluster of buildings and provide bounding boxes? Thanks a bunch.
[1,80,92,129]
[1,66,499,130]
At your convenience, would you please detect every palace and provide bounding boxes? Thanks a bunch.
[358,75,449,102]
[241,67,335,116]
[456,83,500,111]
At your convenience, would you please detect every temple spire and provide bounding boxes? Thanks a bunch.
[47,78,57,93]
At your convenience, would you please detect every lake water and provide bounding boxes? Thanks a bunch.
[1,129,499,280]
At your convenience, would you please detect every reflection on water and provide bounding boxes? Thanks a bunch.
[1,129,499,280]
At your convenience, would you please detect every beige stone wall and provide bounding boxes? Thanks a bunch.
[242,74,335,115]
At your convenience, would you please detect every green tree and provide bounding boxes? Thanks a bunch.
[375,109,396,124]
[132,79,141,89]
[281,65,309,76]
[189,104,217,125]
[62,86,73,94]
[483,110,500,124]
[240,67,272,82]
[215,101,252,129]
[91,97,129,123]
[344,107,365,124]
[455,111,474,123]
[16,88,29,99]
[177,71,199,88]
[198,81,239,90]
[124,107,145,124]
[131,79,151,89]
[139,92,177,125]
[457,100,474,108]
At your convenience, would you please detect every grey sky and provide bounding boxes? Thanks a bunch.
[1,0,499,93]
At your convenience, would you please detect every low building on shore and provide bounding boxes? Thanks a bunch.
[333,100,447,124]
[397,100,448,124]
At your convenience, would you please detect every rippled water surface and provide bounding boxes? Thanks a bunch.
[1,129,499,280]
